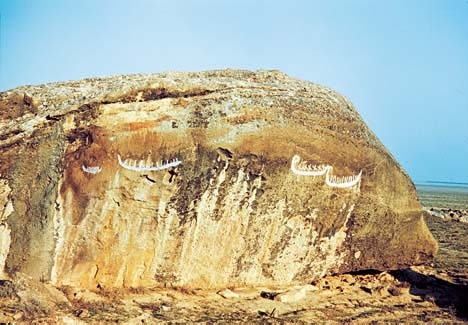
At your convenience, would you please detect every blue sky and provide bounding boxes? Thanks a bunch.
[1,0,467,183]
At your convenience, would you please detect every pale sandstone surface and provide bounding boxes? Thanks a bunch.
[0,69,436,290]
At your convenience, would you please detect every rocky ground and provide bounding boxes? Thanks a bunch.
[0,213,466,323]
[426,207,468,223]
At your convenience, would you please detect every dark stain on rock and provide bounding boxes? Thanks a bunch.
[216,147,233,160]
[188,103,210,129]
[105,88,215,104]
[170,148,218,225]
[66,127,94,146]
[0,129,22,142]
[0,93,37,120]
[5,123,65,279]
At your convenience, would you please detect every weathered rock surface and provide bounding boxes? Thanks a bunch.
[0,69,437,289]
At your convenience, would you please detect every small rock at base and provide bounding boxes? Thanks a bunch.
[217,288,239,299]
[13,312,24,320]
[274,287,306,303]
[161,304,171,312]
[76,309,90,318]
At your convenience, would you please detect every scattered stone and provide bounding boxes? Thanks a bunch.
[13,312,24,320]
[341,274,356,284]
[315,277,343,290]
[60,315,84,324]
[426,207,468,223]
[217,288,239,299]
[231,287,262,299]
[71,290,106,303]
[0,279,17,299]
[377,271,394,282]
[0,264,465,322]
[371,284,391,297]
[388,284,410,296]
[161,304,172,312]
[260,291,280,300]
[257,308,279,318]
[301,284,319,292]
[76,309,89,318]
[274,287,307,303]
[257,310,269,317]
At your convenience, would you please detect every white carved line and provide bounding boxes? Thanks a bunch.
[325,168,362,189]
[291,155,331,176]
[117,154,181,172]
[82,165,102,174]
[291,155,362,189]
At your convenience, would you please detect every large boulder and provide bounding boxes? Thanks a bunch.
[0,69,437,289]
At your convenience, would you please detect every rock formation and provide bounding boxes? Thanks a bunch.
[0,69,437,289]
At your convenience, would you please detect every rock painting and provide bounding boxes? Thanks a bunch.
[291,154,362,191]
[81,165,102,174]
[117,154,182,172]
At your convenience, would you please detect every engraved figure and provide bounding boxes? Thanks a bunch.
[117,154,181,172]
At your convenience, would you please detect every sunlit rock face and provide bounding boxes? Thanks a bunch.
[0,69,437,289]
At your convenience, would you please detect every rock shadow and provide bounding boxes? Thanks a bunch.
[390,269,468,320]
